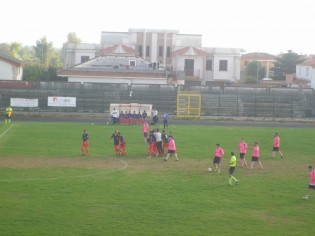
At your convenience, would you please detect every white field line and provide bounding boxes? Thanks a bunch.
[0,124,14,139]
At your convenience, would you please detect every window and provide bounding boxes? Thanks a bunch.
[206,60,212,71]
[306,67,309,76]
[167,46,171,57]
[81,56,89,63]
[219,60,228,71]
[129,60,136,67]
[138,45,143,57]
[159,46,163,57]
[146,45,150,57]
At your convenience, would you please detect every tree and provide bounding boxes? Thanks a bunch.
[245,61,266,83]
[24,36,63,81]
[0,43,10,55]
[271,50,305,80]
[34,36,59,68]
[67,32,82,44]
[19,46,35,63]
[9,42,23,60]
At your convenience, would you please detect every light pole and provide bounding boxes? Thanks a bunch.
[256,51,259,85]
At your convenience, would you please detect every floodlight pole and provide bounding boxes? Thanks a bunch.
[256,51,259,85]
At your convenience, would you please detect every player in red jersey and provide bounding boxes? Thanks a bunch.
[81,129,89,156]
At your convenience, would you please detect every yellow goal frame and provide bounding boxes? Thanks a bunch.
[176,91,201,118]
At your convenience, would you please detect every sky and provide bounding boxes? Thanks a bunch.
[1,0,314,55]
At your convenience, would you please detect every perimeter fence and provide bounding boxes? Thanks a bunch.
[0,80,314,119]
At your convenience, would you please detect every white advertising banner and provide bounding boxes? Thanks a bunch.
[48,96,76,107]
[10,98,38,107]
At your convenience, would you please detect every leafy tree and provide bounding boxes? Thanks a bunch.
[0,43,10,55]
[67,32,82,44]
[245,61,266,83]
[9,42,23,60]
[19,46,35,63]
[271,50,305,80]
[244,76,258,84]
[23,64,43,81]
[34,36,60,68]
[29,36,63,81]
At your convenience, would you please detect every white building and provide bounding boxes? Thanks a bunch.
[296,59,315,89]
[60,28,241,85]
[0,53,24,80]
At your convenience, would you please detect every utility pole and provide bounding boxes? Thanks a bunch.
[256,51,259,84]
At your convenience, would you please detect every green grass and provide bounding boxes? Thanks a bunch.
[0,122,315,235]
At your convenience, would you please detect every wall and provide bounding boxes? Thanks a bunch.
[0,61,13,80]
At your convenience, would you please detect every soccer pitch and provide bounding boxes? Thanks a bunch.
[0,121,314,235]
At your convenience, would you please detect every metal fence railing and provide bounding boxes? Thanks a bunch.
[0,81,314,119]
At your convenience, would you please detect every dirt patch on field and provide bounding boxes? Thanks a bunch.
[0,157,125,169]
[0,157,209,173]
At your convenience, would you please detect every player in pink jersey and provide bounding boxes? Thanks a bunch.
[272,132,283,158]
[250,142,263,169]
[238,138,248,167]
[212,144,224,173]
[143,120,149,142]
[164,135,178,161]
[303,166,315,199]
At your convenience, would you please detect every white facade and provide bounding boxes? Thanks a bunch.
[0,54,23,80]
[172,47,241,85]
[296,61,315,89]
[63,43,101,68]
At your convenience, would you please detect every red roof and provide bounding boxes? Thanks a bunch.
[242,52,276,60]
[298,59,315,68]
[172,47,209,56]
[172,47,189,56]
[98,44,136,55]
[193,47,210,56]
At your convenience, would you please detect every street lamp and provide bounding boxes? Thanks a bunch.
[256,51,259,85]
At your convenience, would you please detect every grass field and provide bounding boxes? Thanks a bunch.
[0,121,315,235]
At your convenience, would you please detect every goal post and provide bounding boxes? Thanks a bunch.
[176,91,201,118]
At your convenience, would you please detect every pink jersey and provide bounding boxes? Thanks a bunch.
[214,147,224,157]
[239,141,248,153]
[310,170,315,185]
[252,145,259,157]
[143,122,149,133]
[168,138,176,151]
[273,136,280,147]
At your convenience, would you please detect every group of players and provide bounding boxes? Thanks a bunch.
[117,110,148,126]
[212,133,315,199]
[111,107,149,125]
[110,130,128,157]
[82,125,314,199]
[81,129,128,157]
[143,120,178,161]
[211,133,283,186]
